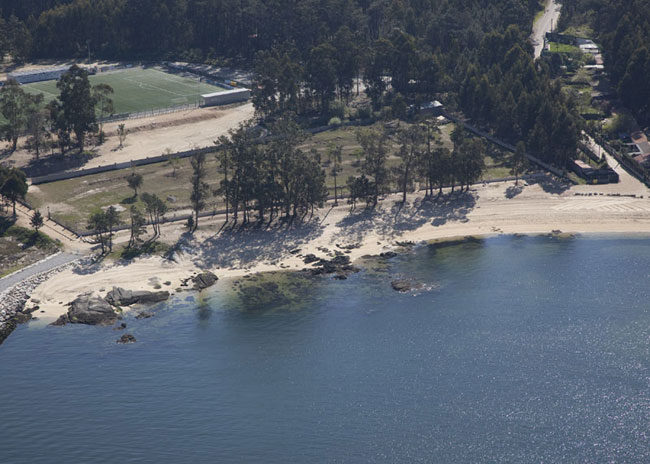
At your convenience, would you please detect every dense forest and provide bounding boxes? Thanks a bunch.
[0,0,583,167]
[561,0,650,126]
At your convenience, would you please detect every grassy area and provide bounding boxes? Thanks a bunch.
[549,42,581,53]
[27,122,520,232]
[27,154,222,231]
[562,25,595,38]
[0,218,60,276]
[21,67,226,115]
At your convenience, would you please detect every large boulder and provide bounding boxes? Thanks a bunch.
[54,295,118,326]
[192,272,218,290]
[105,287,169,306]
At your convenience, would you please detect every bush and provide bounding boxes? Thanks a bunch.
[379,106,393,121]
[356,105,373,121]
[328,117,342,127]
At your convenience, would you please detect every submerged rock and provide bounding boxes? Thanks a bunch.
[391,279,413,293]
[135,311,154,319]
[53,295,118,326]
[105,287,170,306]
[116,334,136,344]
[192,272,219,290]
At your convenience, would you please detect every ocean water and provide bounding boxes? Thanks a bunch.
[1,236,649,463]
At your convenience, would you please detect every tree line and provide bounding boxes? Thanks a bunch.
[2,0,582,169]
[88,113,493,255]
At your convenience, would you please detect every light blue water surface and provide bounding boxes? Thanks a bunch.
[1,236,649,463]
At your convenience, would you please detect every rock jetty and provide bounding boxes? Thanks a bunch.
[0,258,81,345]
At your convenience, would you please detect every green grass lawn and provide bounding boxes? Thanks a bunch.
[27,122,521,232]
[549,42,581,53]
[21,67,226,115]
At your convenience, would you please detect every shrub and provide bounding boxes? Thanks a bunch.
[329,100,346,119]
[328,117,342,127]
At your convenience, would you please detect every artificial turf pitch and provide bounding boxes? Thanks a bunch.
[22,67,225,115]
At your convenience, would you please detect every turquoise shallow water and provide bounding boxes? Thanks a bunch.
[1,236,650,463]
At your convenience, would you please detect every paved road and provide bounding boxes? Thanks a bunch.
[0,252,80,294]
[531,0,562,59]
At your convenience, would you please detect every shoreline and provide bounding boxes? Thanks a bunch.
[9,177,650,327]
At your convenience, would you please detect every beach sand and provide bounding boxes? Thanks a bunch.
[28,175,650,322]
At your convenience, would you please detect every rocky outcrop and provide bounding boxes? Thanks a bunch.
[309,255,359,276]
[192,272,218,290]
[391,278,424,293]
[116,334,136,344]
[135,311,154,319]
[391,279,413,292]
[104,287,169,306]
[54,295,118,326]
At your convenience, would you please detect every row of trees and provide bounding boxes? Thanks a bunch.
[0,65,114,155]
[213,118,328,225]
[346,123,487,208]
[88,188,169,254]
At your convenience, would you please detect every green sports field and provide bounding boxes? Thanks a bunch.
[22,67,226,115]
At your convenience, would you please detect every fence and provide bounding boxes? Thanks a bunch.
[99,102,200,124]
[590,132,650,186]
[441,111,575,183]
[31,145,216,185]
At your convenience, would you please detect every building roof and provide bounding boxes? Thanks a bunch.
[8,66,70,77]
[201,88,250,99]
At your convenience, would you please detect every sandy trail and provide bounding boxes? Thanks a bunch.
[29,175,650,322]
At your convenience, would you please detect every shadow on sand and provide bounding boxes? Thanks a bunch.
[191,218,325,270]
[333,191,477,244]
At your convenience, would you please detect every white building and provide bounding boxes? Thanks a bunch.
[201,88,251,107]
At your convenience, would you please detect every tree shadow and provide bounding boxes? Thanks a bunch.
[528,176,572,195]
[22,151,95,178]
[332,191,478,243]
[191,217,325,270]
[505,184,524,198]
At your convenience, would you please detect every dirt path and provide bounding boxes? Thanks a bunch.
[12,201,89,252]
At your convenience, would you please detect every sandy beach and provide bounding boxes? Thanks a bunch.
[27,172,650,322]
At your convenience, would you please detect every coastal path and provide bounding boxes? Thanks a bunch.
[0,251,80,294]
